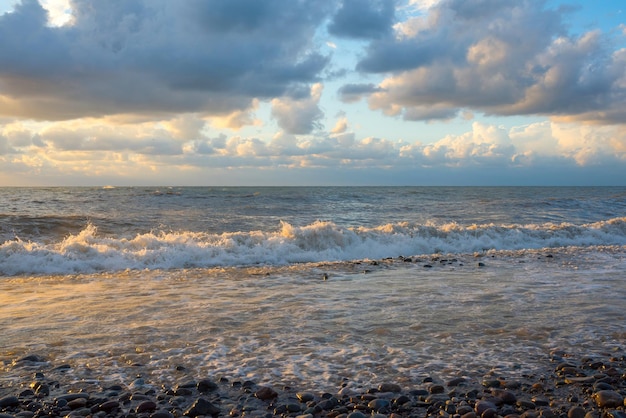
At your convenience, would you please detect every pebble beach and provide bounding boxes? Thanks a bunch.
[1,349,625,418]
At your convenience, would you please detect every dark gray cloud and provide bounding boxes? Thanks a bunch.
[0,0,333,120]
[351,0,626,124]
[337,83,384,103]
[328,0,396,40]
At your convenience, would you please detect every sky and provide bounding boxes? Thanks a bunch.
[0,0,625,186]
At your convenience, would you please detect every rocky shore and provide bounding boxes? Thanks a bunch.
[1,350,624,418]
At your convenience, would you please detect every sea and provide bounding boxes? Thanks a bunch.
[1,186,625,392]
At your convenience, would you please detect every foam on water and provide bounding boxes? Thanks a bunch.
[1,218,626,276]
[1,247,625,391]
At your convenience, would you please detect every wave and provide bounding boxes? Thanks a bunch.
[1,218,626,276]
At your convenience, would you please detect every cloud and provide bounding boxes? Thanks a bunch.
[338,83,384,103]
[0,0,332,121]
[2,115,625,185]
[331,117,348,134]
[328,0,395,40]
[348,0,626,124]
[271,83,324,134]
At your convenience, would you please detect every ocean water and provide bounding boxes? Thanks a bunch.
[1,187,625,391]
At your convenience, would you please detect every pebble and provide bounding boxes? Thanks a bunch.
[254,386,277,401]
[0,352,625,418]
[592,390,624,408]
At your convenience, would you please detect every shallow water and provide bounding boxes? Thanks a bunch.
[2,246,625,391]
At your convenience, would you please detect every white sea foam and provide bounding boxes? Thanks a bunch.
[1,218,626,276]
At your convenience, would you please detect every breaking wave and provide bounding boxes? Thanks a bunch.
[1,218,626,276]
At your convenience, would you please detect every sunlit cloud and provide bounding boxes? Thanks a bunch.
[0,0,624,185]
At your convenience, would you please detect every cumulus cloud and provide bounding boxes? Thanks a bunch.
[0,0,332,121]
[346,0,626,124]
[271,83,324,134]
[328,0,395,40]
[2,115,625,185]
[338,83,384,103]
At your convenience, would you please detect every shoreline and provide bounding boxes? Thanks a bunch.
[1,350,624,418]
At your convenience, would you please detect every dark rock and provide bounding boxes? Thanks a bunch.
[55,393,89,402]
[393,395,411,406]
[429,384,445,394]
[197,379,218,393]
[447,377,467,387]
[98,400,120,412]
[0,396,19,408]
[254,386,277,401]
[593,382,614,391]
[568,406,586,418]
[183,398,220,417]
[136,400,157,413]
[492,389,517,404]
[17,390,34,398]
[592,390,623,408]
[378,383,402,393]
[347,412,368,418]
[16,355,45,363]
[297,392,315,402]
[285,403,301,412]
[475,400,497,415]
[368,399,390,412]
[150,411,175,418]
[67,397,87,409]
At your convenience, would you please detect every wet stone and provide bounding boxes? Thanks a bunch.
[568,406,586,418]
[429,384,445,394]
[368,399,390,412]
[592,390,624,408]
[475,400,497,415]
[378,383,402,393]
[67,397,88,409]
[492,389,517,404]
[197,378,218,393]
[0,396,19,408]
[447,377,467,387]
[254,386,277,401]
[297,392,315,402]
[151,411,175,418]
[184,398,220,417]
[135,400,157,413]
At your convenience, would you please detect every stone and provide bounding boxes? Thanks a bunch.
[0,396,19,408]
[150,411,175,418]
[254,386,277,401]
[429,384,445,394]
[197,379,218,393]
[592,390,624,408]
[378,383,402,393]
[135,400,157,413]
[447,377,467,387]
[184,398,220,417]
[56,393,89,403]
[67,398,87,409]
[296,392,315,402]
[492,389,517,404]
[475,400,497,415]
[347,412,368,418]
[368,399,390,412]
[98,400,119,412]
[568,406,586,418]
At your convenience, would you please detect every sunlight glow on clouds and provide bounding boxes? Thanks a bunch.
[0,0,625,185]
